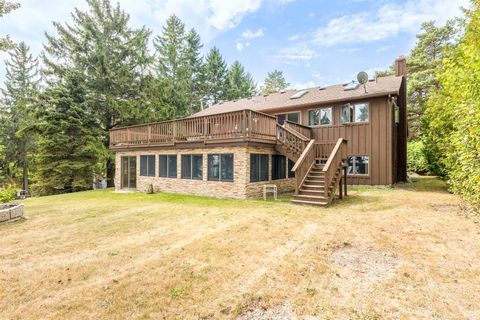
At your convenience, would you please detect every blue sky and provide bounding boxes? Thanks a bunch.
[0,0,469,89]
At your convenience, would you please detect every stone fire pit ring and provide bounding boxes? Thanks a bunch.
[0,203,24,223]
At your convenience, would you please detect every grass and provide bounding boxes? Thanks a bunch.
[1,177,479,319]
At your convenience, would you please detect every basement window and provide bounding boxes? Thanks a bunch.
[159,155,177,178]
[347,156,369,175]
[272,155,286,180]
[181,154,203,180]
[208,154,234,182]
[140,155,155,177]
[250,154,269,182]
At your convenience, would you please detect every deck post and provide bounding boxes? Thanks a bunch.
[344,167,347,196]
[339,173,343,200]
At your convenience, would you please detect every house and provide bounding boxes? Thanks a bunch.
[109,56,407,205]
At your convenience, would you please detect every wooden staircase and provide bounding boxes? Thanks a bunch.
[274,122,348,206]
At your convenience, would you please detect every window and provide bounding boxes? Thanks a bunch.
[347,156,369,175]
[208,154,233,182]
[181,154,203,180]
[341,103,369,123]
[288,159,295,178]
[140,155,155,177]
[276,112,300,125]
[250,154,269,182]
[308,107,332,126]
[272,155,286,180]
[159,155,177,178]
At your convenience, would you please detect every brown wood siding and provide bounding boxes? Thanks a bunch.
[264,97,394,185]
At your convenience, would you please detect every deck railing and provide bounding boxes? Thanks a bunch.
[322,138,348,202]
[284,120,312,139]
[110,109,277,148]
[276,124,310,161]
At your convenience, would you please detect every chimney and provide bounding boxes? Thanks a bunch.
[395,55,407,77]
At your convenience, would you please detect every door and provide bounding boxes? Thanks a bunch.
[121,156,137,189]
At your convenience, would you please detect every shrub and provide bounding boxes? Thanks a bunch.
[407,141,429,174]
[146,184,154,194]
[0,186,17,203]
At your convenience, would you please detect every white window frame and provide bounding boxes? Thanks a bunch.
[308,107,333,126]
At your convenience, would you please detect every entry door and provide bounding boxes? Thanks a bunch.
[121,156,137,189]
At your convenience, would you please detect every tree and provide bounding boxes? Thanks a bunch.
[226,61,256,100]
[423,1,480,206]
[407,20,460,140]
[261,70,289,95]
[42,0,152,187]
[0,1,20,51]
[34,73,101,195]
[203,47,228,105]
[0,42,39,192]
[153,15,189,118]
[183,28,204,115]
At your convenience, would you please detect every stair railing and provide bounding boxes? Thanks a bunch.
[322,138,348,202]
[276,124,310,161]
[283,121,313,139]
[291,139,316,195]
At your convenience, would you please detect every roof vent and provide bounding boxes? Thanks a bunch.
[290,90,308,99]
[319,86,326,91]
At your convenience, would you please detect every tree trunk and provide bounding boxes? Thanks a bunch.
[23,164,29,194]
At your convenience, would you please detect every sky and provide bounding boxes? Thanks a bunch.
[0,0,470,89]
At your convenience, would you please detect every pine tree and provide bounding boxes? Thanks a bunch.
[0,42,39,192]
[153,15,189,118]
[261,70,289,95]
[34,73,101,195]
[0,1,20,51]
[226,61,256,100]
[183,28,204,115]
[408,20,460,140]
[204,47,228,105]
[42,0,152,187]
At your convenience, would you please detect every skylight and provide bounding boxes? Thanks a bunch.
[290,90,308,99]
[344,82,359,91]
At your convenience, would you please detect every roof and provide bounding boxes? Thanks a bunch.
[193,75,403,117]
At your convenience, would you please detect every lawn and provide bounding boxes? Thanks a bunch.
[1,177,479,319]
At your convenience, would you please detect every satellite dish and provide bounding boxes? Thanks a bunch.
[357,71,369,85]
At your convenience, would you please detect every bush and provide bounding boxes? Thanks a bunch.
[407,141,429,174]
[0,186,17,203]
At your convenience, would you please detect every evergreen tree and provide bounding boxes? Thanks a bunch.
[203,47,228,105]
[0,1,20,51]
[0,42,39,192]
[153,15,189,118]
[226,61,256,100]
[261,70,289,95]
[183,28,204,115]
[34,73,101,195]
[408,20,460,140]
[42,0,152,187]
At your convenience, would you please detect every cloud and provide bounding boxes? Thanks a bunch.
[273,44,319,61]
[242,28,264,39]
[236,41,250,51]
[312,0,469,47]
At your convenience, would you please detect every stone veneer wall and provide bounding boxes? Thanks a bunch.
[115,145,295,199]
[0,203,24,223]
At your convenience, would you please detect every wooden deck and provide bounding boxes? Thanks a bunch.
[109,110,277,149]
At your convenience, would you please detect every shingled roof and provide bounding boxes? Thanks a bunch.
[192,75,403,117]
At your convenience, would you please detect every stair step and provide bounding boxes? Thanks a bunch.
[299,190,326,196]
[295,194,328,200]
[291,199,328,206]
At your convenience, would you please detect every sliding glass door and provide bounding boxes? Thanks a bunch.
[121,156,137,189]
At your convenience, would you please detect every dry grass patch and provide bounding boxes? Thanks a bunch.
[0,177,479,319]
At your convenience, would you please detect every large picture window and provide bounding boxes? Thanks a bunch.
[272,155,286,180]
[347,156,369,175]
[181,154,203,180]
[140,155,155,177]
[250,154,269,182]
[308,107,332,126]
[159,155,177,178]
[341,103,369,123]
[208,154,234,182]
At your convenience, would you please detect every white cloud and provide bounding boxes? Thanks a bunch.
[273,44,319,61]
[289,81,320,90]
[242,28,264,39]
[236,41,250,51]
[312,0,469,47]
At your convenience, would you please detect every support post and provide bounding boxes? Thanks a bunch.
[344,167,347,196]
[339,172,343,200]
